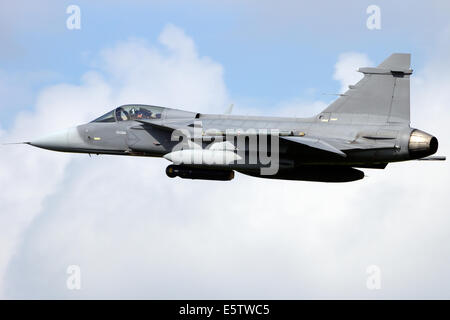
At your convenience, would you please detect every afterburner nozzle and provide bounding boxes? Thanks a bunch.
[408,129,438,159]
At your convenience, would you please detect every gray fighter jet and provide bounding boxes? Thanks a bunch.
[26,53,445,182]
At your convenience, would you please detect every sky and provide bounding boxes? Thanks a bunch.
[0,0,449,299]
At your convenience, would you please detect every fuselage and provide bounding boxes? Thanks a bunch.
[29,104,437,168]
[25,53,444,182]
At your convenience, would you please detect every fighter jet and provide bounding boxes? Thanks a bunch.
[25,53,445,182]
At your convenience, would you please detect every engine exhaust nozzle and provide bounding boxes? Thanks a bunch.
[408,129,438,159]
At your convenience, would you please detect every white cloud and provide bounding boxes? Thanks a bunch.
[1,25,450,299]
[0,70,113,298]
[333,52,373,93]
[0,24,230,298]
[97,25,229,113]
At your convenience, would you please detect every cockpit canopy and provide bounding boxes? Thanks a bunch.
[92,104,164,123]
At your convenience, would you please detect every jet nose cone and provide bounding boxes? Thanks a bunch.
[29,128,69,151]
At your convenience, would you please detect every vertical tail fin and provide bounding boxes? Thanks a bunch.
[321,53,411,124]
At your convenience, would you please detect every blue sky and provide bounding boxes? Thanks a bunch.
[1,0,448,127]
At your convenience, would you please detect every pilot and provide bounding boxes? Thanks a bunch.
[121,109,130,121]
[143,110,153,119]
[116,107,130,121]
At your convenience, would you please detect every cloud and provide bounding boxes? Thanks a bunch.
[0,71,112,298]
[0,24,229,298]
[333,52,373,93]
[1,25,450,299]
[97,25,229,113]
